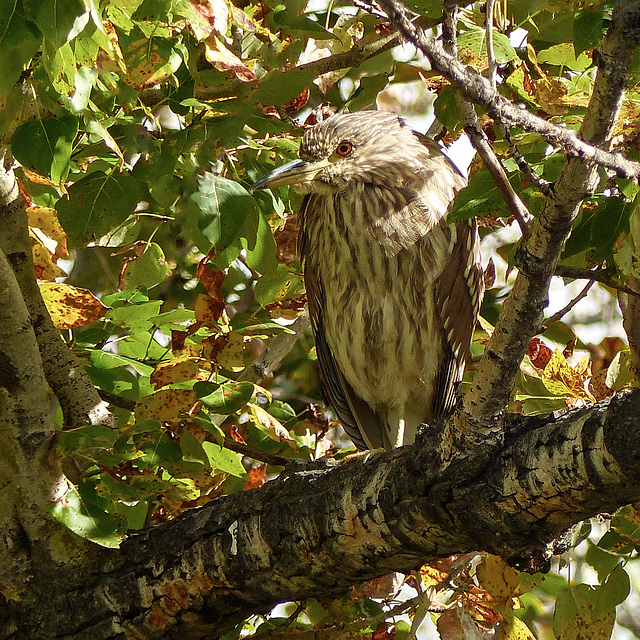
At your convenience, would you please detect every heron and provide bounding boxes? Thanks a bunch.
[253,110,482,450]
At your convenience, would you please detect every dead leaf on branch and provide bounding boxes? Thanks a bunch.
[204,36,257,83]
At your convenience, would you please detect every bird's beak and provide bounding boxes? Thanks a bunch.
[251,158,330,190]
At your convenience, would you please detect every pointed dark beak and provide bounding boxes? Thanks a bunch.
[251,157,330,191]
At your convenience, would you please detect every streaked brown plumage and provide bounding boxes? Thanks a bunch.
[253,111,482,450]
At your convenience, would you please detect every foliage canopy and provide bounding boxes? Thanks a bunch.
[1,0,640,637]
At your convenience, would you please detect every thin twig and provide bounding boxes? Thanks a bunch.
[223,437,290,466]
[442,2,531,238]
[352,0,388,18]
[485,0,497,91]
[554,265,640,297]
[542,280,595,328]
[498,122,551,194]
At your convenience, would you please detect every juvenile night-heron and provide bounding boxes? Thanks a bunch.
[253,111,482,450]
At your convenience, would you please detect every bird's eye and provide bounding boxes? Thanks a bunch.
[335,141,353,157]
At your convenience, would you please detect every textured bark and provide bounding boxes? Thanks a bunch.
[377,0,640,180]
[457,0,639,422]
[0,161,112,431]
[4,389,640,639]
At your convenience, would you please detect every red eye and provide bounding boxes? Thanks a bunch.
[335,141,353,157]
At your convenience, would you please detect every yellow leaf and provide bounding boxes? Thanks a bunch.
[31,234,67,281]
[40,283,107,329]
[476,554,520,608]
[419,563,449,588]
[28,206,68,259]
[135,389,200,424]
[249,403,297,450]
[204,36,257,82]
[150,356,212,389]
[542,349,595,402]
[502,617,536,640]
[217,331,246,372]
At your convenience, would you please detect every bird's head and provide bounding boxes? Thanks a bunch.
[252,111,435,194]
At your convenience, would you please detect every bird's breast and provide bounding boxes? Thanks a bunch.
[302,187,453,418]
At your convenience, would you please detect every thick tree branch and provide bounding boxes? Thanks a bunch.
[0,242,81,603]
[0,160,113,430]
[6,389,640,639]
[376,0,640,180]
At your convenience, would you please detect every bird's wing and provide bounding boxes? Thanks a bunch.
[433,219,483,419]
[300,195,386,451]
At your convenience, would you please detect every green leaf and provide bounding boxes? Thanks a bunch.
[590,197,632,261]
[231,312,295,336]
[597,564,631,610]
[404,0,443,16]
[50,484,126,548]
[195,380,255,414]
[552,565,629,640]
[202,442,247,477]
[252,67,316,106]
[89,349,155,377]
[105,299,163,333]
[139,432,182,466]
[57,171,143,244]
[458,28,518,63]
[57,424,117,455]
[64,65,97,113]
[605,350,635,391]
[573,8,605,55]
[537,43,592,72]
[23,0,86,47]
[120,242,171,290]
[0,4,41,97]
[346,74,389,111]
[253,263,304,306]
[449,168,514,220]
[12,115,78,183]
[242,210,278,275]
[192,173,257,250]
[434,86,461,134]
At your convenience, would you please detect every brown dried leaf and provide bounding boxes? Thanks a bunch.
[195,293,225,323]
[483,258,496,290]
[282,87,310,113]
[527,337,553,370]
[204,36,257,83]
[274,214,299,264]
[244,463,267,490]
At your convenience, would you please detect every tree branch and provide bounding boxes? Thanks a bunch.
[442,2,531,239]
[8,389,640,638]
[138,32,400,108]
[376,0,640,180]
[458,0,638,422]
[0,160,113,431]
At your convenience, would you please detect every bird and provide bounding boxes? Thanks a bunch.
[252,111,482,450]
